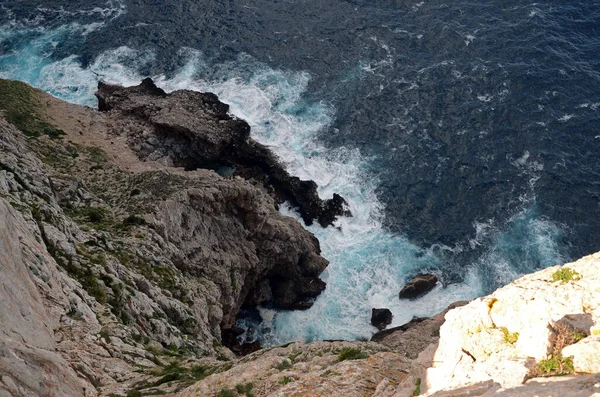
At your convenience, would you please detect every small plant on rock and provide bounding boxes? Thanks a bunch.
[275,359,293,371]
[500,326,519,345]
[551,268,581,283]
[338,347,368,361]
[412,378,421,396]
[279,376,293,385]
[216,389,236,397]
[535,355,574,377]
[235,382,254,397]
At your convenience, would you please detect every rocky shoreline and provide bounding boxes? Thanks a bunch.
[0,78,346,395]
[1,79,599,397]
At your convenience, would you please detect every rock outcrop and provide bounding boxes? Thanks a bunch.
[372,301,468,359]
[419,253,600,395]
[398,274,438,300]
[0,199,88,397]
[178,341,416,397]
[2,78,600,397]
[95,78,349,227]
[0,79,336,396]
[371,308,393,331]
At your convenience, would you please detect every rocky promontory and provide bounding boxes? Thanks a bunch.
[0,78,343,396]
[1,78,600,397]
[96,78,349,228]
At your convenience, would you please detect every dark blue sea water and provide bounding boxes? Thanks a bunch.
[1,0,599,344]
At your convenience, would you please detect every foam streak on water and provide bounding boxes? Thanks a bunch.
[0,26,566,344]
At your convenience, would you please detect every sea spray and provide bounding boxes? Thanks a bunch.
[0,27,567,344]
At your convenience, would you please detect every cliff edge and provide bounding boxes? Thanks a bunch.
[1,78,599,397]
[0,78,340,396]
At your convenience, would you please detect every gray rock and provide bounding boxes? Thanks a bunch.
[95,78,350,227]
[0,199,87,396]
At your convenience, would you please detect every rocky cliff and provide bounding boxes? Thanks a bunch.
[1,78,599,397]
[0,78,343,396]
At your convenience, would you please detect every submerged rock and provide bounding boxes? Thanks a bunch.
[399,273,438,300]
[371,308,393,331]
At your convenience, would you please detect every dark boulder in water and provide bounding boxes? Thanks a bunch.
[270,276,327,310]
[371,308,393,331]
[95,78,350,228]
[399,274,438,300]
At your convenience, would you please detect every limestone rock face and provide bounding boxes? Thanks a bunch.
[422,373,600,397]
[0,79,336,395]
[0,199,87,397]
[422,253,600,394]
[562,335,600,373]
[178,341,414,397]
[146,171,328,328]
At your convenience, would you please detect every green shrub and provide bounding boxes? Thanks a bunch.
[412,377,421,396]
[551,268,581,283]
[216,389,236,397]
[0,79,65,139]
[279,376,293,385]
[275,359,293,371]
[338,347,368,361]
[122,215,147,227]
[235,382,254,396]
[190,365,213,380]
[85,146,109,163]
[536,355,574,377]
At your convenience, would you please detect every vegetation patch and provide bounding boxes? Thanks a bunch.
[338,347,368,361]
[534,355,574,377]
[0,79,65,139]
[532,321,585,378]
[552,322,588,353]
[128,362,217,396]
[112,250,180,298]
[551,268,581,283]
[235,382,254,397]
[288,351,302,363]
[412,377,421,396]
[275,359,293,371]
[68,206,115,231]
[279,376,293,385]
[85,146,109,163]
[216,389,236,397]
[500,326,519,345]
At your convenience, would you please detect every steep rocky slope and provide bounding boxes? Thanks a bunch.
[1,78,600,397]
[0,79,341,396]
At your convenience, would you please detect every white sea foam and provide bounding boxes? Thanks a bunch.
[0,27,567,344]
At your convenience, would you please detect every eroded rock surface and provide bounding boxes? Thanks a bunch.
[179,341,416,397]
[0,79,335,396]
[95,78,349,227]
[421,253,600,394]
[0,199,88,397]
